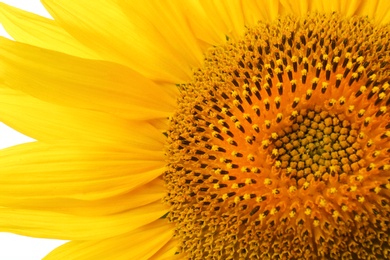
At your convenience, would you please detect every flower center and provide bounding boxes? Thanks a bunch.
[273,108,363,186]
[164,13,390,259]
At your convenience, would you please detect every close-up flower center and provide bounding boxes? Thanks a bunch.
[164,13,390,259]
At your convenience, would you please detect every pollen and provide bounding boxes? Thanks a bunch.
[164,13,390,259]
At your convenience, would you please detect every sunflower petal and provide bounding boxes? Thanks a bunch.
[310,0,364,16]
[182,0,285,45]
[194,0,245,40]
[149,236,180,260]
[308,0,390,24]
[0,87,155,143]
[171,1,225,47]
[0,141,164,200]
[0,3,99,59]
[0,201,167,240]
[118,0,204,67]
[41,0,190,82]
[358,0,390,24]
[279,0,311,15]
[0,37,176,121]
[43,219,173,259]
[242,0,285,26]
[0,178,165,216]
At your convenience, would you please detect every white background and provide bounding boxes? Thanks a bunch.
[0,0,68,259]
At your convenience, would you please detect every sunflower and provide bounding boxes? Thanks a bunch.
[1,0,390,259]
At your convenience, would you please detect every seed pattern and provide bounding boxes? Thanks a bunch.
[164,13,390,259]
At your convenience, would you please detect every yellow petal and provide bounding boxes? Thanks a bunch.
[41,0,191,83]
[43,219,174,259]
[118,0,204,68]
[0,178,165,217]
[0,37,177,121]
[309,0,390,24]
[0,87,154,143]
[279,0,311,15]
[182,0,285,45]
[173,1,226,47]
[242,0,285,26]
[310,0,363,16]
[149,236,180,260]
[0,3,100,59]
[179,0,284,48]
[0,201,167,240]
[0,141,164,200]
[358,0,390,24]
[194,0,245,40]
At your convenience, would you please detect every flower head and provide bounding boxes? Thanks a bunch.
[1,0,390,259]
[165,12,390,259]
